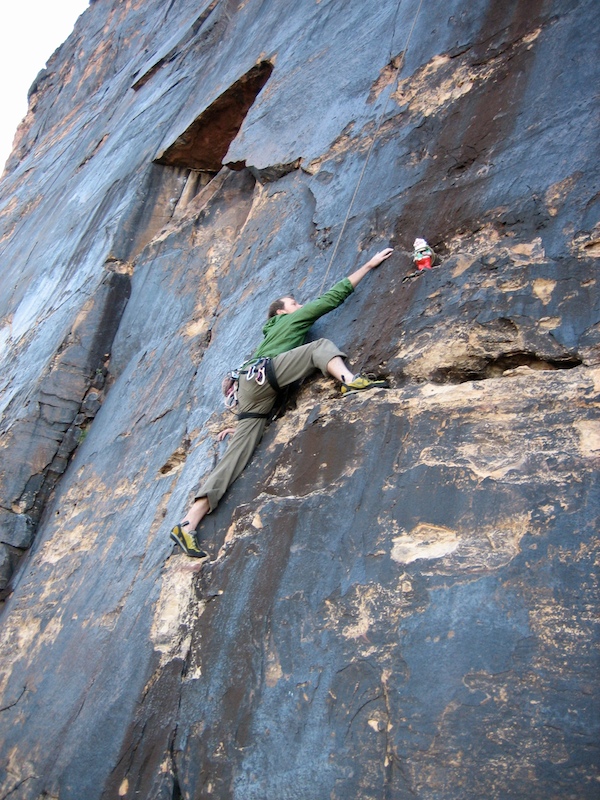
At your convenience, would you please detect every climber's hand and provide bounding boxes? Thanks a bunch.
[367,247,394,268]
[217,427,236,441]
[348,247,394,288]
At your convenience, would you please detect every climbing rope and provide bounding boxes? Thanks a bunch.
[318,0,425,293]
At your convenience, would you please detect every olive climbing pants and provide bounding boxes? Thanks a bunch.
[194,338,345,512]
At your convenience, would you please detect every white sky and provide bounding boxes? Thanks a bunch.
[0,0,90,172]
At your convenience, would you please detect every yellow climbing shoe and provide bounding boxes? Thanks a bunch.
[170,524,208,559]
[341,375,390,395]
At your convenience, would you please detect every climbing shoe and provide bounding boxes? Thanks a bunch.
[340,375,390,395]
[170,524,208,559]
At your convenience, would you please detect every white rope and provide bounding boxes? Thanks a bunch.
[318,0,425,293]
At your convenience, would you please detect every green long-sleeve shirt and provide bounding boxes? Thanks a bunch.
[252,278,354,359]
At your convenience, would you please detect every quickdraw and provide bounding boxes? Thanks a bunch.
[246,359,268,385]
[222,358,274,411]
[223,372,239,409]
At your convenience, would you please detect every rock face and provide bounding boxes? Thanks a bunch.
[0,0,598,797]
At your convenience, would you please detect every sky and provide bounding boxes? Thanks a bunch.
[0,0,90,171]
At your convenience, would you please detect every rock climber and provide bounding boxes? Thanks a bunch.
[170,247,394,558]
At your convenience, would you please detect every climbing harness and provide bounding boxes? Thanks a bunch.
[222,359,266,411]
[223,358,281,418]
[318,0,426,294]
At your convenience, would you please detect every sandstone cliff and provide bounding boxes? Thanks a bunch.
[0,0,598,798]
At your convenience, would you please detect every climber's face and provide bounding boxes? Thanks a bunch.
[278,297,303,314]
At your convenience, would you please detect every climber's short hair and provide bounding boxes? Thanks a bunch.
[267,297,288,318]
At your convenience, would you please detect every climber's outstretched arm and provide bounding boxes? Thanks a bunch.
[347,247,393,288]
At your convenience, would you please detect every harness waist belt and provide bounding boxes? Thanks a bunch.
[237,411,270,420]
